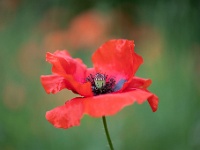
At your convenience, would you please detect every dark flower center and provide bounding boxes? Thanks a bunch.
[86,73,116,96]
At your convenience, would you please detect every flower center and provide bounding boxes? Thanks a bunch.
[86,73,116,96]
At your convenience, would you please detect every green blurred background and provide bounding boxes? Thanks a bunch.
[0,0,200,149]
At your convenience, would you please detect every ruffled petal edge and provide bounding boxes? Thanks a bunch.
[40,75,70,94]
[46,98,84,129]
[45,89,158,129]
[126,76,152,90]
[92,39,143,83]
[42,50,93,96]
[83,89,157,117]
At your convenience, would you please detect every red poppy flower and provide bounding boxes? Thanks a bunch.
[40,39,159,129]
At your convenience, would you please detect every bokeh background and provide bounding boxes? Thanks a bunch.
[0,0,200,149]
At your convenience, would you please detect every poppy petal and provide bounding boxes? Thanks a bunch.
[125,77,158,111]
[44,50,93,96]
[46,98,84,129]
[126,76,152,89]
[92,39,143,82]
[83,89,155,117]
[147,93,159,112]
[132,52,143,76]
[86,68,96,77]
[41,74,92,96]
[46,50,87,83]
[40,75,70,94]
[52,50,70,58]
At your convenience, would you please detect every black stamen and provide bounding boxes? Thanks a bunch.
[86,73,116,96]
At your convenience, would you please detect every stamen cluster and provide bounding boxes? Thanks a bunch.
[86,73,116,95]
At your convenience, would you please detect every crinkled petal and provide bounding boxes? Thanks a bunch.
[43,50,93,96]
[40,74,92,96]
[147,92,159,112]
[46,50,86,83]
[46,98,84,129]
[86,68,96,77]
[126,76,152,89]
[92,39,143,82]
[40,75,70,94]
[125,76,159,111]
[132,52,143,76]
[45,89,158,129]
[83,89,155,117]
[126,77,158,111]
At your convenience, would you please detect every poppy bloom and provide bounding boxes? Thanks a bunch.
[40,39,158,129]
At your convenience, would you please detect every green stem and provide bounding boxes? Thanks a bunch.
[102,116,114,150]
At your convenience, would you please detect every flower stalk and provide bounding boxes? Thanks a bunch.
[102,116,114,150]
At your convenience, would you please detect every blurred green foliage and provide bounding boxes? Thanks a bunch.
[0,0,200,150]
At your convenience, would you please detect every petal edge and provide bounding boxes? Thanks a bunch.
[83,89,154,117]
[46,98,84,129]
[40,75,69,94]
